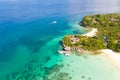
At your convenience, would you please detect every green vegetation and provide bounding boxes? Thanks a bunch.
[62,35,106,50]
[62,13,120,52]
[62,35,72,47]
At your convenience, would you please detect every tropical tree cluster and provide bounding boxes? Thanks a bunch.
[62,35,106,50]
[62,13,120,52]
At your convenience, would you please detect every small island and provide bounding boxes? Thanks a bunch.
[59,13,120,55]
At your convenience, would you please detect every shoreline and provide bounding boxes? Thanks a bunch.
[59,27,99,55]
[81,27,120,68]
[100,49,120,68]
[61,26,120,68]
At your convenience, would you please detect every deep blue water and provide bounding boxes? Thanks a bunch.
[0,0,120,79]
[1,0,120,23]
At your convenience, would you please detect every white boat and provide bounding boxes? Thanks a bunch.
[51,20,57,24]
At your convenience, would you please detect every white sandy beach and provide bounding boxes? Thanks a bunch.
[100,49,120,68]
[82,28,98,37]
[82,28,120,68]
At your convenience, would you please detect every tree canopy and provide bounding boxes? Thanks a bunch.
[62,13,120,52]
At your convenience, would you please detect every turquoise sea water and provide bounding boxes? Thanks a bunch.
[0,0,120,80]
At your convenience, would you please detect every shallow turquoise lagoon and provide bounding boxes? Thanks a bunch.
[1,18,120,80]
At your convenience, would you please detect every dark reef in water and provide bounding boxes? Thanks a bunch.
[7,59,72,80]
[45,56,51,63]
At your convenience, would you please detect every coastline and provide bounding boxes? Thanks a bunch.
[59,28,99,55]
[61,27,120,68]
[100,49,120,68]
[83,28,120,68]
